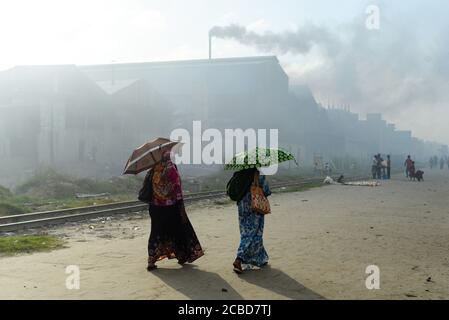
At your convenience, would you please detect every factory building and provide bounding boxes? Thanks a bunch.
[0,56,446,186]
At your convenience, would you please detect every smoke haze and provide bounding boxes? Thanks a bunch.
[210,24,341,56]
[210,6,449,144]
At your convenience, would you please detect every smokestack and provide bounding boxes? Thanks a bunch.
[209,31,212,59]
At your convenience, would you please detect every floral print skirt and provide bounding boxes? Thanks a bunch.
[236,196,269,267]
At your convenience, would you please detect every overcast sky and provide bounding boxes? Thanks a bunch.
[1,0,448,145]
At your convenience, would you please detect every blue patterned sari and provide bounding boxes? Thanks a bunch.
[236,174,271,267]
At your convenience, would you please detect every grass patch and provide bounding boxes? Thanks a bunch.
[0,235,65,256]
[0,202,29,216]
[0,185,34,216]
[6,168,143,211]
[15,168,143,199]
[0,185,13,198]
[2,194,135,214]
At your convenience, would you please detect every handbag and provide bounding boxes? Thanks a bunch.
[250,171,271,215]
[138,170,153,204]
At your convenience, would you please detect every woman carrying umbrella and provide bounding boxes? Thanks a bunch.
[231,167,271,273]
[226,148,296,274]
[124,138,204,271]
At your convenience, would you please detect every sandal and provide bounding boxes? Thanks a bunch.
[147,264,158,271]
[233,259,243,274]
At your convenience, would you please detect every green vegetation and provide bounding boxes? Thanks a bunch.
[15,168,142,199]
[0,184,32,216]
[0,203,29,216]
[0,235,65,256]
[0,185,13,198]
[0,168,144,212]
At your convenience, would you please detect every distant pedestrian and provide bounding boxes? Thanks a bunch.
[324,162,330,176]
[440,157,445,170]
[381,157,387,179]
[313,161,320,176]
[404,155,413,178]
[386,155,391,179]
[376,153,383,179]
[409,161,416,181]
[372,155,378,179]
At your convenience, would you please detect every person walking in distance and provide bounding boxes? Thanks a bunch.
[372,155,378,179]
[376,154,383,180]
[404,155,413,178]
[386,155,391,179]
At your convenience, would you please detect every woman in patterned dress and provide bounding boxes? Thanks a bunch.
[146,151,204,271]
[232,168,271,274]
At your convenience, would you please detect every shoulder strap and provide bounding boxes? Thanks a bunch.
[253,171,260,187]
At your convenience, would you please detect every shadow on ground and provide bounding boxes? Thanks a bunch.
[151,264,324,300]
[240,265,325,300]
[151,264,243,299]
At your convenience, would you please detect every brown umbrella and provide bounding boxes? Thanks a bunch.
[123,137,182,175]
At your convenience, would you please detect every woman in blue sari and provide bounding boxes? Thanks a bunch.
[232,168,271,274]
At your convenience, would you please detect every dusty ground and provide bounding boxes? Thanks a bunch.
[1,169,449,300]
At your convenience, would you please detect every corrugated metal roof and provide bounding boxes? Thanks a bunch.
[79,56,279,70]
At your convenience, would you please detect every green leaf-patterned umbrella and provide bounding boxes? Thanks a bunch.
[224,147,298,170]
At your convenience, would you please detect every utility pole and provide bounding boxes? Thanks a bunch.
[208,32,212,59]
[50,72,59,166]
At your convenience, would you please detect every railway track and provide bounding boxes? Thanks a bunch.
[0,176,365,233]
